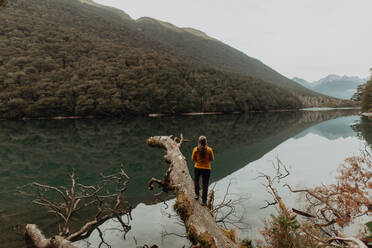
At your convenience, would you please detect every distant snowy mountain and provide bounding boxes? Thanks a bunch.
[292,75,367,99]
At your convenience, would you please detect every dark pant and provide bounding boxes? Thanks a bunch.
[194,168,211,204]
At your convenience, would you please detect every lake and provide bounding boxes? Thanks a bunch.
[0,109,369,247]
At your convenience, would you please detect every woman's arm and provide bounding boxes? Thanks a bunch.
[191,147,197,161]
[209,148,214,161]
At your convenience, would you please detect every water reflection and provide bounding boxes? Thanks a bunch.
[295,116,359,140]
[214,113,367,242]
[353,116,372,146]
[0,109,361,247]
[81,109,367,247]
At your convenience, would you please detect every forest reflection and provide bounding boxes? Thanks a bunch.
[0,109,360,247]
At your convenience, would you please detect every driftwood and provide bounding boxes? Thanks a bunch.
[25,224,77,248]
[23,167,131,248]
[147,135,239,248]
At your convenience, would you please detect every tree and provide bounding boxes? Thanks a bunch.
[22,167,132,248]
[352,84,365,102]
[361,76,372,112]
[258,156,371,248]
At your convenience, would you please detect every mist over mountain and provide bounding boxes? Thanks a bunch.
[0,0,351,119]
[293,75,367,99]
[292,77,312,89]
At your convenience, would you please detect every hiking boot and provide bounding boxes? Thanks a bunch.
[194,195,199,200]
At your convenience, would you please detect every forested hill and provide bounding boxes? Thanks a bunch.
[135,17,313,96]
[0,0,350,119]
[77,0,319,96]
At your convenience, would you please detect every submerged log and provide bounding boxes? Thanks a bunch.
[147,135,238,248]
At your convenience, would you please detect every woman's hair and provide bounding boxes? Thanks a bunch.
[197,136,208,158]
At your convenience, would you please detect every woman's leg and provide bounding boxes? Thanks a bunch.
[201,169,211,205]
[194,168,201,199]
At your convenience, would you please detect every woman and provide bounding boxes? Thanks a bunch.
[191,136,214,206]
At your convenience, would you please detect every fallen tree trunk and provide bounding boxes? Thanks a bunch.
[147,135,238,248]
[25,224,77,248]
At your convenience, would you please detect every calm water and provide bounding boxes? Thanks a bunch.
[0,109,369,247]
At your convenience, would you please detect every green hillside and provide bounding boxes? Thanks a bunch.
[0,0,349,119]
[136,17,315,96]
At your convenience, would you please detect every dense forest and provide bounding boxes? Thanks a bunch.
[362,74,372,112]
[351,70,372,112]
[135,17,313,95]
[0,0,351,119]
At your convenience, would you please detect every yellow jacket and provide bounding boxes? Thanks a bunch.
[192,146,214,170]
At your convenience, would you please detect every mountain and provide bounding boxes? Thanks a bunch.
[78,1,313,96]
[292,77,312,89]
[135,17,316,96]
[78,1,339,99]
[361,76,372,112]
[295,115,359,140]
[312,75,366,99]
[0,0,350,119]
[78,0,132,20]
[293,75,367,99]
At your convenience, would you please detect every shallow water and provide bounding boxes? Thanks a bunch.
[0,109,368,247]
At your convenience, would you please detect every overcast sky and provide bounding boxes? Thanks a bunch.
[95,0,371,82]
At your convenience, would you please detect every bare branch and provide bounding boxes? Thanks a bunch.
[260,200,278,210]
[23,166,132,248]
[260,153,372,248]
[97,227,111,248]
[291,208,315,218]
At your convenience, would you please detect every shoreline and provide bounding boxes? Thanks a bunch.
[0,107,361,121]
[0,115,96,121]
[149,107,360,117]
[300,107,360,111]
